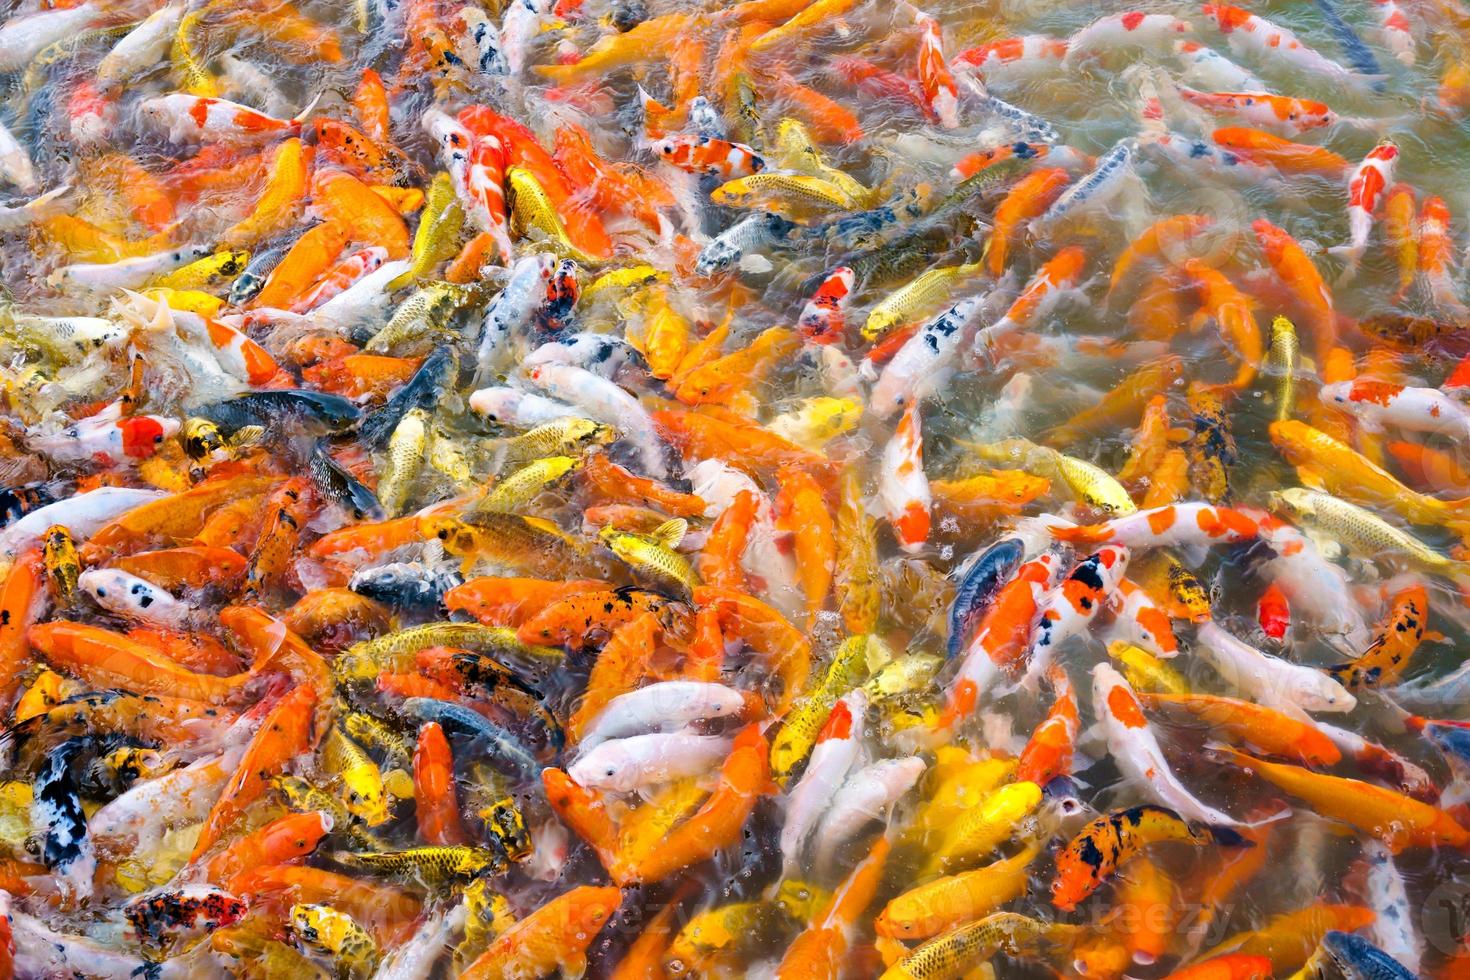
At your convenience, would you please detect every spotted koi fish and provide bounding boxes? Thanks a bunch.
[1018,545,1129,688]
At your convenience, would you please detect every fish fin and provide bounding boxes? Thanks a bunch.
[1294,465,1327,491]
[291,90,325,126]
[651,517,688,548]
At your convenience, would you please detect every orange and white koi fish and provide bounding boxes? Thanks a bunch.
[915,14,959,128]
[781,689,864,874]
[1417,195,1466,314]
[1016,665,1080,786]
[1374,0,1415,65]
[1178,89,1337,136]
[947,552,1064,719]
[1051,502,1259,551]
[1201,3,1381,90]
[1094,662,1241,826]
[1109,577,1179,659]
[290,247,388,313]
[1334,138,1399,275]
[1319,378,1470,440]
[977,246,1088,354]
[880,402,931,554]
[953,36,1069,80]
[1020,545,1129,688]
[1174,40,1265,90]
[654,134,764,179]
[139,93,315,144]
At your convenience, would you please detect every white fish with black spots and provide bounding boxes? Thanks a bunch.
[78,568,194,628]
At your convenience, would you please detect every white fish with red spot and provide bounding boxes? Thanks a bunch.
[1093,662,1241,825]
[1319,379,1470,440]
[879,402,931,554]
[781,688,866,875]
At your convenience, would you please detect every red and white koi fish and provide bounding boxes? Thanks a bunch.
[915,14,960,128]
[67,80,117,149]
[1319,379,1470,440]
[1177,88,1337,136]
[428,111,516,264]
[1173,39,1265,90]
[138,93,316,144]
[1108,577,1179,659]
[880,402,931,554]
[1201,3,1382,91]
[781,689,865,874]
[1418,196,1466,315]
[1094,662,1242,824]
[1255,514,1370,649]
[1064,12,1191,66]
[26,404,179,466]
[654,134,764,180]
[1050,503,1260,550]
[1374,0,1415,66]
[1019,545,1130,689]
[1016,664,1080,786]
[798,266,854,344]
[952,36,1068,80]
[976,246,1088,353]
[947,553,1064,720]
[1334,138,1399,275]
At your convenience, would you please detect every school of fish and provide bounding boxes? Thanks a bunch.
[6,0,1470,976]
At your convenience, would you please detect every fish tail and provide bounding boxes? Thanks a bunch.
[291,91,325,127]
